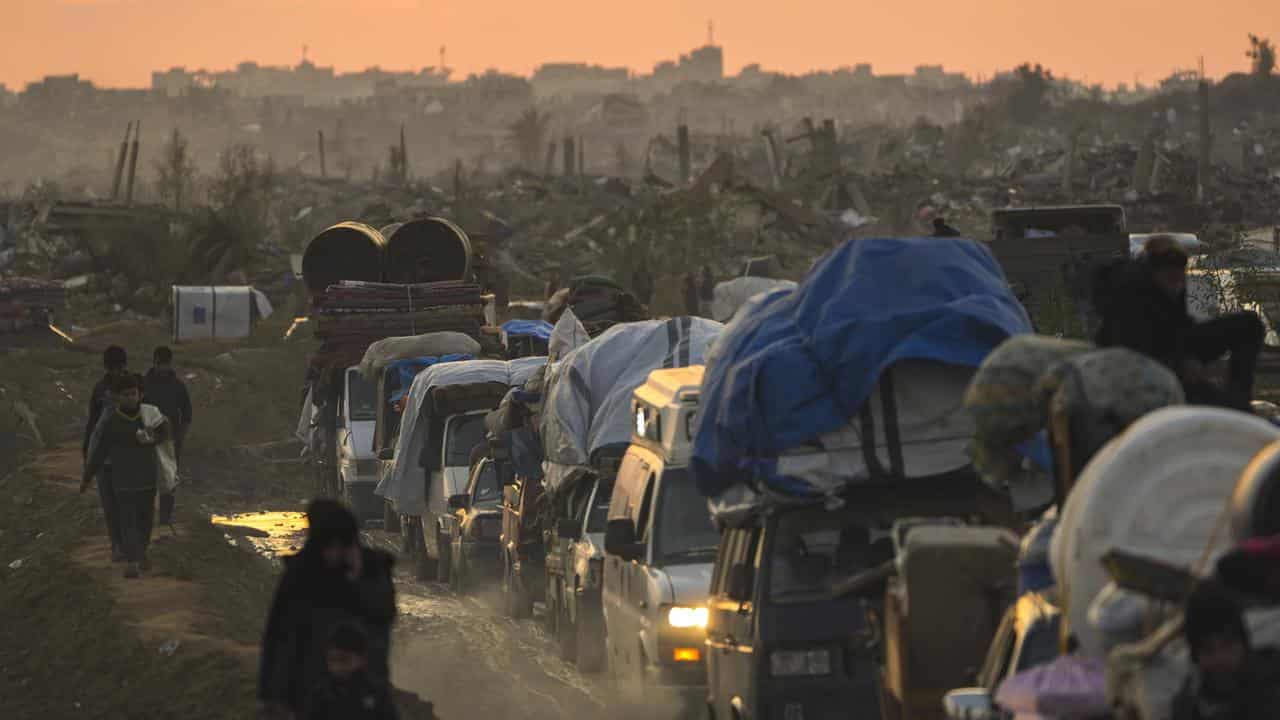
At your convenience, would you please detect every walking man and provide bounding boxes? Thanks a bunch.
[145,346,192,527]
[81,374,168,578]
[83,345,129,562]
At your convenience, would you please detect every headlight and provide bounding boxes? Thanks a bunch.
[769,649,831,677]
[667,606,709,629]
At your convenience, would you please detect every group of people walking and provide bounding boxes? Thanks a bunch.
[80,344,192,579]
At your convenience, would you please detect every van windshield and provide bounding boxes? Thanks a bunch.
[472,462,504,507]
[347,371,378,422]
[445,414,486,467]
[652,469,720,566]
[769,508,893,604]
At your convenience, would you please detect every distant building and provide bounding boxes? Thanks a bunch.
[649,44,724,89]
[532,63,630,98]
[906,65,968,90]
[21,74,97,111]
[150,60,449,106]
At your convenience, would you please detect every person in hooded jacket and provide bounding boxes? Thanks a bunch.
[145,346,192,526]
[260,500,396,719]
[1172,583,1280,720]
[1095,236,1264,411]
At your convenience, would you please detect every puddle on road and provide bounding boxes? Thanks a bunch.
[211,511,308,560]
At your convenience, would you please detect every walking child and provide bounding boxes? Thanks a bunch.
[305,622,399,720]
[145,345,192,527]
[83,345,129,561]
[81,373,169,579]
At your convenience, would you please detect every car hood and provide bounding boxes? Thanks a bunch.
[663,562,715,606]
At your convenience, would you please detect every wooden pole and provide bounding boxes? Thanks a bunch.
[111,121,131,201]
[1198,79,1211,202]
[563,137,576,177]
[124,121,141,206]
[399,124,408,183]
[677,124,691,183]
[318,129,327,178]
[544,141,557,177]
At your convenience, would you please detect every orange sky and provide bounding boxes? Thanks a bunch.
[4,0,1278,91]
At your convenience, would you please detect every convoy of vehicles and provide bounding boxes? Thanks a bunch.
[295,215,1280,720]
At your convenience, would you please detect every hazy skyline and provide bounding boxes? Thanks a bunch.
[5,0,1279,91]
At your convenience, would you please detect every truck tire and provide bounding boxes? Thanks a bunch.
[557,593,578,662]
[503,561,533,619]
[435,531,451,584]
[383,502,401,534]
[575,607,605,673]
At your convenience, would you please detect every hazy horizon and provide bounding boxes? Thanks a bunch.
[4,0,1279,91]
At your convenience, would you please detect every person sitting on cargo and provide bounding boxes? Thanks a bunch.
[1171,583,1280,720]
[1095,236,1264,411]
[931,217,961,237]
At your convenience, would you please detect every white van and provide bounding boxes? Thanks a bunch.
[422,408,490,580]
[603,366,718,710]
[337,366,382,520]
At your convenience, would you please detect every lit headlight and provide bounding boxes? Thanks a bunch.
[667,606,709,629]
[769,649,831,677]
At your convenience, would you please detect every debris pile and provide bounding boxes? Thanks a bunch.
[0,276,65,333]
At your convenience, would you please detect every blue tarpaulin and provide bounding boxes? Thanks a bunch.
[387,354,475,404]
[691,237,1034,499]
[502,319,554,341]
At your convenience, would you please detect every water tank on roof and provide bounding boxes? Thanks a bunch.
[302,221,387,295]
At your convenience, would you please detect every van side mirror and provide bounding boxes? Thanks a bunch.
[605,518,641,560]
[377,448,395,461]
[556,517,582,541]
[942,689,996,720]
[727,563,753,602]
[448,494,469,510]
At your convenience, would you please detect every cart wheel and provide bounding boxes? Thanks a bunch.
[435,532,451,584]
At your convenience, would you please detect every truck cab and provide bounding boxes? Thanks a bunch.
[337,366,382,521]
[603,366,718,713]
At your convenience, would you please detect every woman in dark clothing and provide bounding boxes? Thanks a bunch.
[260,500,397,719]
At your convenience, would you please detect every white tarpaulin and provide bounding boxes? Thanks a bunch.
[549,307,590,361]
[541,317,723,491]
[377,356,545,515]
[711,277,797,323]
[355,331,482,381]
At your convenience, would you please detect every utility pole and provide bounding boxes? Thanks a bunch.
[399,123,408,183]
[677,124,691,183]
[1197,57,1211,203]
[124,121,140,206]
[318,129,327,178]
[110,121,132,201]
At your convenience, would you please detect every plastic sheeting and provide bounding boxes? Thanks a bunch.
[355,331,483,381]
[692,237,1032,500]
[501,319,553,341]
[541,317,723,492]
[548,308,590,362]
[710,276,797,323]
[386,354,475,404]
[377,356,545,515]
